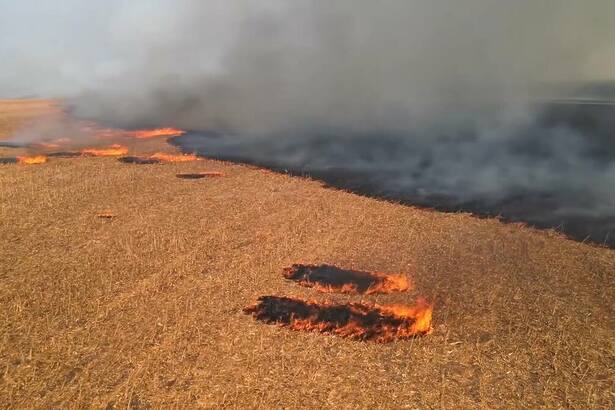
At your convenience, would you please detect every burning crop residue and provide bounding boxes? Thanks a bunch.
[17,155,48,165]
[0,155,48,165]
[283,264,411,294]
[81,144,129,157]
[244,296,432,342]
[127,128,185,139]
[176,171,224,179]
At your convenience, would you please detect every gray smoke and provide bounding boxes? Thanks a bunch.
[2,1,615,243]
[1,1,613,132]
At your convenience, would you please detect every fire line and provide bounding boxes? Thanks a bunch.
[244,296,433,343]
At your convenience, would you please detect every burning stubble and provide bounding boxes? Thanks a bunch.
[81,144,129,157]
[118,156,161,165]
[283,264,411,294]
[3,2,615,245]
[127,128,185,139]
[0,155,48,165]
[244,296,432,343]
[246,263,429,342]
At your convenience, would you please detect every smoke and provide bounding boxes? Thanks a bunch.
[2,1,615,243]
[1,1,613,132]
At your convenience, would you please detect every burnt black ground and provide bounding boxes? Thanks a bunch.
[283,264,390,293]
[243,296,424,342]
[172,102,615,248]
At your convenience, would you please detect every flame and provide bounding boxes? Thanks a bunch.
[149,152,200,163]
[81,144,129,157]
[379,298,434,335]
[127,128,185,139]
[244,296,433,342]
[17,155,48,165]
[283,264,412,294]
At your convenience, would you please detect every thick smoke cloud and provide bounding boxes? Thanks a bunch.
[1,1,615,244]
[1,1,614,132]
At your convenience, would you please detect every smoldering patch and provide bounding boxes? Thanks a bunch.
[118,156,162,165]
[0,155,47,165]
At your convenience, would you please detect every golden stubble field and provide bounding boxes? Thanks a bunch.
[1,100,614,408]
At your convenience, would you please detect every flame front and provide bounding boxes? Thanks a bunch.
[81,144,129,157]
[244,296,433,342]
[127,128,185,139]
[17,155,48,165]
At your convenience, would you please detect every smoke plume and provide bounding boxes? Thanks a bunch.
[1,1,615,244]
[1,1,613,131]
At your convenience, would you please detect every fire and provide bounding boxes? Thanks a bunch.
[81,144,129,157]
[283,264,412,294]
[17,155,48,165]
[244,296,433,342]
[127,128,185,139]
[149,152,200,163]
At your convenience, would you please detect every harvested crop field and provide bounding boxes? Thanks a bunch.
[1,100,614,408]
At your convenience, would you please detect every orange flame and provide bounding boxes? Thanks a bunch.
[149,152,200,163]
[283,264,412,294]
[379,298,434,335]
[81,144,129,157]
[244,296,433,342]
[127,128,185,139]
[17,155,48,165]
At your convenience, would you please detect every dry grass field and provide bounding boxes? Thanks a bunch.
[1,100,614,408]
